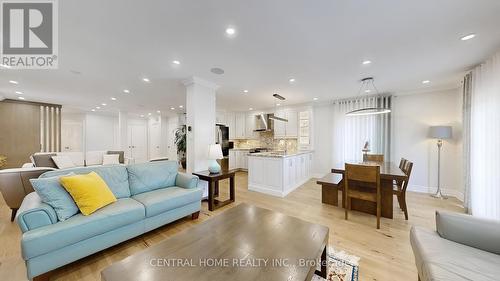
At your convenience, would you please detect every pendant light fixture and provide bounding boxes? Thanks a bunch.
[269,93,288,122]
[346,77,391,116]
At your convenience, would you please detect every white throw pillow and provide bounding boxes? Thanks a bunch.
[102,154,120,165]
[51,156,76,169]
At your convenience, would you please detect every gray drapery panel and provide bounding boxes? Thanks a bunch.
[40,105,62,152]
[462,72,472,213]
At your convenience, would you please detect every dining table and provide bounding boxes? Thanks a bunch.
[331,161,407,219]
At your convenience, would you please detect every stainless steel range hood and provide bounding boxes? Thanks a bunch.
[254,114,274,132]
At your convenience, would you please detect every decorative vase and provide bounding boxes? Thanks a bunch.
[208,159,221,174]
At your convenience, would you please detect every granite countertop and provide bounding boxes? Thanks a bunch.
[247,150,314,158]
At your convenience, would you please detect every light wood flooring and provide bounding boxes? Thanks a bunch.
[0,172,464,281]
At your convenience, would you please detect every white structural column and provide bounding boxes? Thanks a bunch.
[118,111,128,156]
[183,77,218,173]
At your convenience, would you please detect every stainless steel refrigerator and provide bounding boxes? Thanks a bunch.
[215,124,229,171]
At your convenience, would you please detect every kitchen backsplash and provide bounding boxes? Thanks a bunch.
[233,131,298,152]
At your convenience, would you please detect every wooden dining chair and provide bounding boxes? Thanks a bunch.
[344,163,382,229]
[363,154,384,162]
[393,160,413,220]
[399,158,408,169]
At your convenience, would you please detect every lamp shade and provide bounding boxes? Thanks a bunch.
[208,144,223,160]
[428,126,452,139]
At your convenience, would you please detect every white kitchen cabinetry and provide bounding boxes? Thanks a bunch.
[248,151,313,197]
[245,113,257,139]
[273,109,298,138]
[234,113,246,139]
[226,112,235,140]
[216,111,227,125]
[229,149,249,170]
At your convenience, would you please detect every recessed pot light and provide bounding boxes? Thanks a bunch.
[276,103,281,106]
[9,80,18,84]
[156,110,161,114]
[362,60,372,65]
[140,114,145,118]
[249,107,253,111]
[170,107,175,110]
[365,89,371,93]
[18,96,25,100]
[101,103,107,106]
[15,91,23,95]
[289,78,296,83]
[243,90,248,93]
[422,80,431,84]
[179,105,183,108]
[91,109,96,112]
[123,89,130,94]
[110,97,117,101]
[225,27,236,36]
[313,97,318,101]
[172,60,180,65]
[142,78,150,83]
[461,34,476,41]
[96,106,101,109]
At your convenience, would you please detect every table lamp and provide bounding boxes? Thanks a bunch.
[428,126,452,199]
[208,144,223,174]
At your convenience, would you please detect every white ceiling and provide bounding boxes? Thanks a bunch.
[1,0,500,115]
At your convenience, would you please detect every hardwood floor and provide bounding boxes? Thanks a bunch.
[0,172,464,281]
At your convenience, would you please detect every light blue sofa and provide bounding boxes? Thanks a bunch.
[15,160,201,280]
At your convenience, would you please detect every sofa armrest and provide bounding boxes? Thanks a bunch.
[175,173,199,189]
[436,211,500,255]
[16,192,57,233]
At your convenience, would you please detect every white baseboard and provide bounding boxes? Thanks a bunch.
[407,185,464,202]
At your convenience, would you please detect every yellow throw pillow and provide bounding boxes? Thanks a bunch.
[60,172,117,216]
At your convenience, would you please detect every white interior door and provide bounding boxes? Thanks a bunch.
[61,122,83,152]
[149,122,161,159]
[167,119,178,161]
[128,124,148,163]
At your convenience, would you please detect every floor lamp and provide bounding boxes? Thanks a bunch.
[428,126,452,199]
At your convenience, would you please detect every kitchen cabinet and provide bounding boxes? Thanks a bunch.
[234,113,246,139]
[226,112,235,140]
[273,109,298,138]
[248,151,313,197]
[229,149,249,170]
[216,111,227,125]
[245,113,258,139]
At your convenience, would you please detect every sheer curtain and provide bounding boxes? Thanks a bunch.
[332,96,392,164]
[469,51,500,219]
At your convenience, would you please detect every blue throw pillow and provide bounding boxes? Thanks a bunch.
[30,173,79,221]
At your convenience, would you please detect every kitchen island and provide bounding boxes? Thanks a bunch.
[247,151,313,197]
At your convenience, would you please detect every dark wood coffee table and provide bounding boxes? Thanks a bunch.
[193,169,236,211]
[101,203,329,281]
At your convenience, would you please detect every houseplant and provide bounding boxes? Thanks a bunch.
[174,125,187,169]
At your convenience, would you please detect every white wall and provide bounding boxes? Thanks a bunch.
[392,89,463,199]
[312,104,333,177]
[85,114,119,151]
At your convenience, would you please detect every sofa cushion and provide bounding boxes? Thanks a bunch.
[410,226,500,281]
[60,172,117,216]
[132,187,202,217]
[85,151,106,166]
[30,173,79,221]
[21,198,145,260]
[51,156,76,169]
[57,152,85,167]
[107,151,125,164]
[32,153,58,168]
[127,161,178,196]
[40,165,131,199]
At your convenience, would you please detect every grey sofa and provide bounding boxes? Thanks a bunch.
[410,211,500,281]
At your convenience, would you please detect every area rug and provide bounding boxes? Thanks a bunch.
[312,247,360,281]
